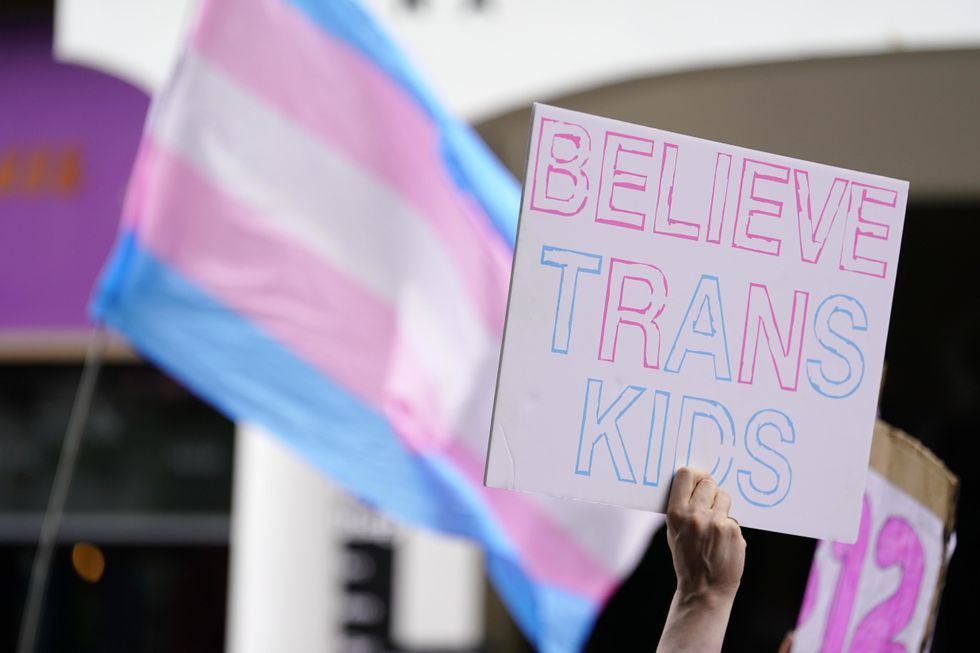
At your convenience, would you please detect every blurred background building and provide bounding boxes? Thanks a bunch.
[2,0,979,651]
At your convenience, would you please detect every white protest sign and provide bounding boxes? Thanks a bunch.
[486,104,908,541]
[791,422,958,652]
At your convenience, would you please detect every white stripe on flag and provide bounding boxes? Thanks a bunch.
[150,52,499,433]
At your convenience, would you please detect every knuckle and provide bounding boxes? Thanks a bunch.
[690,514,709,533]
[697,476,716,490]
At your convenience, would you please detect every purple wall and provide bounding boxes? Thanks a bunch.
[0,29,149,331]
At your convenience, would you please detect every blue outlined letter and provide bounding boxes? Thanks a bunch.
[642,390,671,487]
[576,378,645,483]
[540,246,603,354]
[664,274,733,381]
[673,395,736,485]
[736,409,796,507]
[805,294,868,399]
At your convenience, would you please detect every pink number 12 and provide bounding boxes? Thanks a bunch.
[816,494,926,652]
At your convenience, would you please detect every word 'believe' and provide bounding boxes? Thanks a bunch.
[532,118,900,279]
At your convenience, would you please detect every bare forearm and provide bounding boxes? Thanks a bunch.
[657,589,736,653]
[658,469,745,652]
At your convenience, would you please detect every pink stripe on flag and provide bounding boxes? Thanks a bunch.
[442,442,619,600]
[135,141,616,598]
[188,0,512,334]
[138,140,396,408]
[120,137,155,229]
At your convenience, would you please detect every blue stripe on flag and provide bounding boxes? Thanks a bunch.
[486,554,541,644]
[538,585,600,653]
[93,233,506,545]
[485,554,600,653]
[91,233,594,648]
[284,0,520,245]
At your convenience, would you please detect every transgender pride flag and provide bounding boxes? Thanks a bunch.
[92,0,660,649]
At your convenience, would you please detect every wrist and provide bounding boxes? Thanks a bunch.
[658,586,738,653]
[674,583,739,611]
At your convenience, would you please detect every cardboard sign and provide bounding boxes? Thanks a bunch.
[791,421,958,652]
[486,104,908,540]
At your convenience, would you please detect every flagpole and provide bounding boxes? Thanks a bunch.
[16,325,109,653]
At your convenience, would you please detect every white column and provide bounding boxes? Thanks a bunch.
[225,423,343,653]
[391,527,485,651]
[226,423,486,653]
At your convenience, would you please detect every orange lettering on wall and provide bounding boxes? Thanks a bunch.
[0,144,85,197]
[0,152,14,194]
[58,147,84,194]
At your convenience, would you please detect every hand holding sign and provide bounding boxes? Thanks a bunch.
[658,467,745,653]
[666,468,745,602]
[487,104,908,541]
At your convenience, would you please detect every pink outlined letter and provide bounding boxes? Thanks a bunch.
[794,170,849,264]
[732,159,791,257]
[599,259,669,369]
[738,283,810,391]
[529,117,592,217]
[839,182,898,279]
[705,152,733,244]
[652,143,700,241]
[595,131,655,230]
